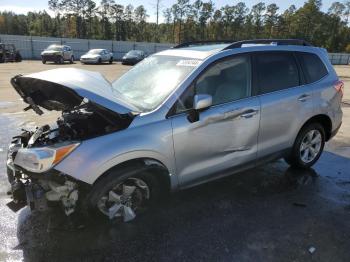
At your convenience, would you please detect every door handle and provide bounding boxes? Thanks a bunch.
[240,109,259,119]
[298,94,311,102]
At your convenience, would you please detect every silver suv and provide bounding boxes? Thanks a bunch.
[7,39,343,222]
[41,44,74,64]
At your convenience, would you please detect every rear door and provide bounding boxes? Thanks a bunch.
[254,51,315,159]
[171,54,261,187]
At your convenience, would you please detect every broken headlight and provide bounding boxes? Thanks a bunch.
[14,143,80,173]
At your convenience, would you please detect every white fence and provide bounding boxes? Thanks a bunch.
[0,34,173,60]
[1,34,350,65]
[328,53,350,65]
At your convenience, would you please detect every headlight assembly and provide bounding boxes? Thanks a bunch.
[14,143,79,173]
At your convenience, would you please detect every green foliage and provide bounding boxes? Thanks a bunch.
[0,0,350,52]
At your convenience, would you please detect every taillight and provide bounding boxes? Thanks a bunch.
[334,80,344,98]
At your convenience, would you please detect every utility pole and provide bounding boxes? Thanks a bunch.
[156,0,161,42]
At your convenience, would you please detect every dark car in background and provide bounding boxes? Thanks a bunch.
[121,50,145,65]
[0,43,22,63]
[41,45,74,64]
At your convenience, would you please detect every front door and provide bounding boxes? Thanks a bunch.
[170,54,261,187]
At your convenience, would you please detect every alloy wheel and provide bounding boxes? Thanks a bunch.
[299,129,322,163]
[96,177,150,222]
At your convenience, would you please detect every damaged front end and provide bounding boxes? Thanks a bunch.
[6,125,87,216]
[6,68,137,216]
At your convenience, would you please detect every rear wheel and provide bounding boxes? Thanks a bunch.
[284,123,325,168]
[85,167,162,222]
[109,57,113,64]
[70,56,74,64]
[42,59,46,64]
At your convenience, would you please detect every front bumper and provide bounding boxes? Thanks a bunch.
[6,138,86,215]
[121,58,139,65]
[80,58,99,64]
[42,54,61,61]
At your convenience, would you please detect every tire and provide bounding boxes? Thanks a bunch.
[70,56,74,64]
[42,59,46,64]
[0,55,5,63]
[109,57,113,64]
[15,53,22,62]
[82,166,163,222]
[284,123,325,168]
[58,56,64,64]
[98,58,102,64]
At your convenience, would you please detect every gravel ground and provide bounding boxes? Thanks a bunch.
[0,61,349,262]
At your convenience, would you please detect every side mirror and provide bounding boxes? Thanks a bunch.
[188,94,212,123]
[194,94,212,110]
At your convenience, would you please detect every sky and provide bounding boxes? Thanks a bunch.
[0,0,337,22]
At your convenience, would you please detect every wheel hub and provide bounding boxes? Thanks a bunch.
[300,129,322,163]
[97,178,150,222]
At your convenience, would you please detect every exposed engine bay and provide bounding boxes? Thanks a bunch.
[25,101,133,147]
[6,68,139,217]
[7,101,134,216]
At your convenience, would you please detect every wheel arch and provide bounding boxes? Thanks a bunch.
[92,157,172,194]
[299,114,332,141]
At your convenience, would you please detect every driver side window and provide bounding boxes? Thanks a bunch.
[175,55,251,113]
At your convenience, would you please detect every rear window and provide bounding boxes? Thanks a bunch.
[256,52,300,94]
[296,52,328,83]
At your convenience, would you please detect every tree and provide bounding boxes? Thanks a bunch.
[134,5,148,41]
[251,2,266,38]
[264,3,279,38]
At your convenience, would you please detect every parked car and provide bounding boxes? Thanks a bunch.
[121,50,145,65]
[0,43,22,63]
[41,44,74,64]
[80,49,113,64]
[6,39,343,223]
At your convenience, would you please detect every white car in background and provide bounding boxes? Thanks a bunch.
[80,49,113,64]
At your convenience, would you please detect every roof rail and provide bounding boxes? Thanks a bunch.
[173,40,234,49]
[223,39,312,50]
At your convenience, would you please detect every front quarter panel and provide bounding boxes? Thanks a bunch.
[54,116,177,187]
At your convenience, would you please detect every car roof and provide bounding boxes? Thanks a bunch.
[156,39,322,60]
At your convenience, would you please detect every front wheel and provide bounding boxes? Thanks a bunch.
[109,57,113,64]
[57,56,64,64]
[284,123,325,168]
[85,167,162,222]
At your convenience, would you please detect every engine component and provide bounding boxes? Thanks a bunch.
[46,180,78,215]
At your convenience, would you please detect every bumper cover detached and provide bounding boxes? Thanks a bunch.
[6,135,83,215]
[7,160,80,215]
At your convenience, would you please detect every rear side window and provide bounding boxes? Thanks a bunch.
[256,52,300,94]
[296,52,328,83]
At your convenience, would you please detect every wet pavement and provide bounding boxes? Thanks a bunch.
[0,62,349,261]
[0,114,349,262]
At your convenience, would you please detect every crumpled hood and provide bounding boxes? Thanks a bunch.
[11,68,139,115]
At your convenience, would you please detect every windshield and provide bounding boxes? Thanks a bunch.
[46,45,62,51]
[88,49,103,55]
[127,50,141,56]
[112,55,201,111]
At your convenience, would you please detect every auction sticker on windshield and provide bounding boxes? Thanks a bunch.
[176,59,202,67]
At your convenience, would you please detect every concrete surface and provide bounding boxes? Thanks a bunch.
[0,61,349,262]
